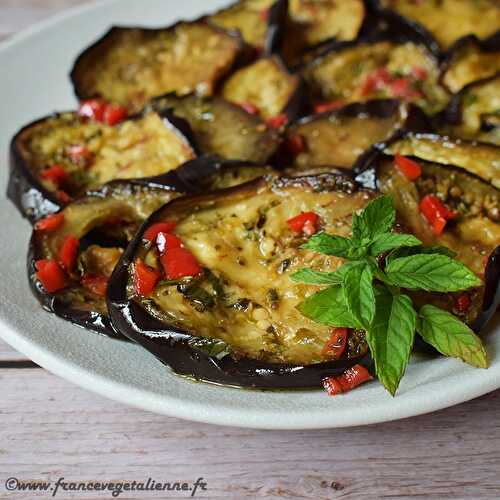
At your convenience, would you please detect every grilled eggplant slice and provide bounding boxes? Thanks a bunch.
[386,133,500,189]
[441,36,500,94]
[221,56,304,121]
[442,73,500,146]
[8,110,196,221]
[107,174,373,388]
[376,0,500,51]
[149,94,280,162]
[302,40,449,115]
[28,180,184,339]
[283,99,429,170]
[358,153,500,330]
[208,0,288,53]
[71,22,243,112]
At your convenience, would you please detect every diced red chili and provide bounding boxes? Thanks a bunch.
[313,100,345,114]
[419,195,457,235]
[455,293,471,313]
[41,164,67,186]
[395,154,422,181]
[34,213,64,232]
[322,328,349,360]
[58,235,79,272]
[239,102,260,115]
[67,145,92,162]
[81,275,108,297]
[35,259,66,293]
[286,134,305,156]
[260,8,269,21]
[78,99,107,122]
[143,222,177,242]
[156,232,183,254]
[389,78,423,99]
[103,104,128,126]
[412,66,428,80]
[266,114,288,129]
[134,259,160,296]
[160,247,202,280]
[56,190,72,204]
[322,364,373,396]
[361,67,391,96]
[287,212,319,236]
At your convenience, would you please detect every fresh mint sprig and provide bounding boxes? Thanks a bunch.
[292,195,486,395]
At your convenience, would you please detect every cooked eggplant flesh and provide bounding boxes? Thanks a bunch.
[386,133,500,189]
[442,40,500,94]
[221,56,300,119]
[303,41,449,115]
[205,163,277,190]
[289,0,365,46]
[149,94,280,162]
[286,101,410,169]
[71,23,242,112]
[15,111,196,199]
[209,0,277,48]
[379,0,500,50]
[30,183,179,333]
[444,75,500,146]
[127,176,373,365]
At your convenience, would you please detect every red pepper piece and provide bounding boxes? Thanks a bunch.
[56,190,72,204]
[361,67,391,96]
[81,275,108,297]
[322,364,373,396]
[287,212,319,236]
[156,232,183,254]
[143,222,177,242]
[286,134,305,156]
[78,99,107,122]
[419,195,457,235]
[34,213,64,232]
[134,259,160,296]
[240,102,260,115]
[313,100,345,114]
[266,114,288,129]
[260,8,269,21]
[412,66,428,80]
[58,235,79,272]
[322,328,349,360]
[67,145,92,162]
[41,164,67,186]
[455,293,471,313]
[395,154,422,181]
[160,247,202,280]
[35,259,66,293]
[389,78,423,99]
[103,104,128,126]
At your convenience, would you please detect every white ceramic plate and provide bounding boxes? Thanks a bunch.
[0,0,499,430]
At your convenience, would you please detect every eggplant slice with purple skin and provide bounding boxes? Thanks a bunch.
[70,21,244,113]
[8,109,197,222]
[373,0,500,53]
[301,37,450,115]
[355,147,500,333]
[281,99,430,170]
[208,0,288,55]
[220,55,308,124]
[148,93,281,163]
[107,174,374,388]
[441,73,500,146]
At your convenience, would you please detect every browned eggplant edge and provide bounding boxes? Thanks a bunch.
[70,21,248,104]
[107,174,373,388]
[7,108,198,223]
[354,149,500,334]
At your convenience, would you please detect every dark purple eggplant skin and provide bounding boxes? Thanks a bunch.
[7,108,198,224]
[263,0,289,55]
[107,174,373,388]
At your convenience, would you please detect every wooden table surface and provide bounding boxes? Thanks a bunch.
[1,2,500,499]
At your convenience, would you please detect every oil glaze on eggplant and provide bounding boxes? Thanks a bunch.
[107,174,373,388]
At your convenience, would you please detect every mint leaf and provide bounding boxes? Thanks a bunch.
[385,254,482,292]
[386,245,457,264]
[352,195,395,242]
[366,287,416,395]
[291,268,343,285]
[297,286,361,329]
[343,263,375,329]
[369,233,421,257]
[418,305,488,368]
[301,233,353,258]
